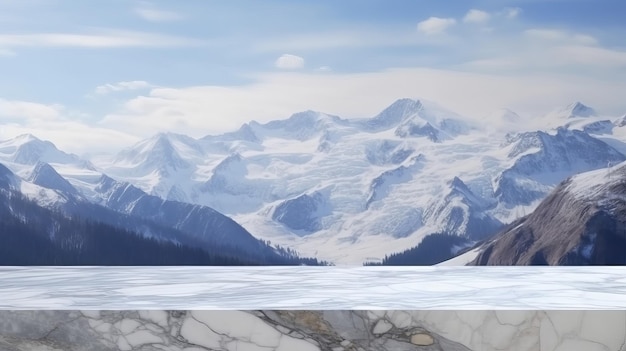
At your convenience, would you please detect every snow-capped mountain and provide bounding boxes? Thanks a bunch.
[91,174,271,253]
[28,161,79,196]
[0,163,322,265]
[362,98,471,141]
[542,101,605,132]
[0,159,317,264]
[114,132,202,171]
[250,110,348,141]
[104,132,208,202]
[547,101,597,120]
[0,134,84,166]
[1,98,625,265]
[492,128,625,213]
[465,160,626,265]
[422,177,502,240]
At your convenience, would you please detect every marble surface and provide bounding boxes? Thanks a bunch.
[1,266,626,309]
[0,310,625,351]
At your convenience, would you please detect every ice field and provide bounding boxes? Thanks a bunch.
[2,266,626,309]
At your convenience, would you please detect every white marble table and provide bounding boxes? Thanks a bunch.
[1,266,625,309]
[0,310,624,351]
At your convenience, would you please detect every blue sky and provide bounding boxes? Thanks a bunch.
[0,0,625,153]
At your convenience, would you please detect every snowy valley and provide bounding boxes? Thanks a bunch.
[1,98,625,265]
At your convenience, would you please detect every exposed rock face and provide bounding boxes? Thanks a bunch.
[94,174,270,252]
[471,162,626,265]
[494,128,625,206]
[28,162,78,196]
[582,120,614,135]
[567,102,596,118]
[366,155,424,209]
[422,177,502,240]
[362,98,469,140]
[395,120,441,141]
[272,189,332,234]
[365,98,424,131]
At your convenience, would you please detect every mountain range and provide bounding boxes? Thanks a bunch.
[1,98,625,265]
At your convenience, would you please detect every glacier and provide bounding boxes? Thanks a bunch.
[1,99,625,265]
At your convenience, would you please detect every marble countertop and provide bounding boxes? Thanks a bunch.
[0,310,624,351]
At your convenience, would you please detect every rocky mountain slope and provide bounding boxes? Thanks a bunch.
[1,99,625,264]
[0,160,321,265]
[467,161,626,265]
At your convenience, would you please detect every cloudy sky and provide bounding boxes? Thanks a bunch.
[0,0,625,154]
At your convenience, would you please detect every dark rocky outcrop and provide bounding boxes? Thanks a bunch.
[471,165,626,265]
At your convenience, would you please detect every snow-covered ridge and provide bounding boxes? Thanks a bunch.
[565,160,626,201]
[465,159,626,265]
[1,98,625,264]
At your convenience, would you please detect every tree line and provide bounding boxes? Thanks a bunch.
[0,190,327,266]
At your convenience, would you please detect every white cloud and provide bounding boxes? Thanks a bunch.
[553,45,626,66]
[0,121,139,155]
[524,28,598,45]
[463,10,491,24]
[274,54,305,69]
[318,66,332,72]
[0,99,64,120]
[459,30,625,72]
[7,63,625,153]
[417,17,456,35]
[97,67,626,141]
[504,7,522,19]
[0,100,140,154]
[451,27,602,74]
[134,2,183,22]
[95,81,153,95]
[0,30,202,49]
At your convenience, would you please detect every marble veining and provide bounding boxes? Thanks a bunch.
[0,310,625,351]
[1,266,626,309]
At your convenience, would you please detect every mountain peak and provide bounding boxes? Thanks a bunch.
[115,132,201,172]
[366,98,423,131]
[615,114,626,127]
[14,133,40,142]
[28,161,77,195]
[279,110,323,128]
[563,101,596,118]
[148,132,201,146]
[236,123,260,142]
[447,176,481,204]
[150,131,188,144]
[449,176,468,190]
[5,135,78,166]
[380,98,423,118]
[390,98,422,109]
[151,133,175,149]
[256,110,333,141]
[471,161,626,265]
